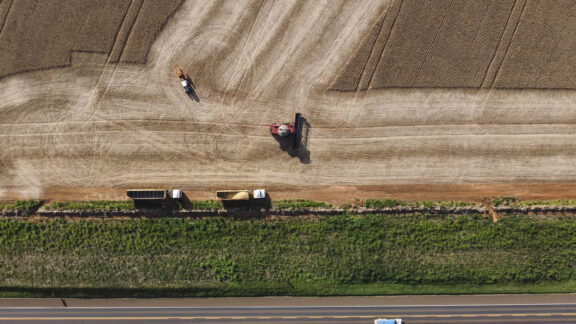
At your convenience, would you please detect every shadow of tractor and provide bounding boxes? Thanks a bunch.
[272,116,311,164]
[186,77,201,102]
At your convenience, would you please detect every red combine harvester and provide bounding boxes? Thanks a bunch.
[265,113,302,149]
[268,122,294,137]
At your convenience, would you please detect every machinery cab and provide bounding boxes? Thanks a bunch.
[374,319,404,324]
[174,67,192,93]
[269,123,294,137]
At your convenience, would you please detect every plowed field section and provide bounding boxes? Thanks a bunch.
[331,0,576,90]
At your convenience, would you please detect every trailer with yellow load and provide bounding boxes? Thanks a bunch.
[216,189,266,201]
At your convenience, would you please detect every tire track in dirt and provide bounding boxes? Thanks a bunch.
[322,1,392,131]
[7,132,576,158]
[231,0,307,99]
[224,0,267,107]
[161,0,262,145]
[289,0,347,147]
[5,121,576,140]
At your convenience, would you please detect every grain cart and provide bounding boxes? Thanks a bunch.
[216,189,266,201]
[217,189,267,208]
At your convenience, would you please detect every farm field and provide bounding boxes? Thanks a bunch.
[332,0,576,90]
[1,214,575,297]
[0,0,181,77]
[1,0,576,202]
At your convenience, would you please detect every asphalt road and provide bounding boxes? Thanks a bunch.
[0,296,575,323]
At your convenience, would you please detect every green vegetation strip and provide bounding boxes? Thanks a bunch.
[0,213,575,297]
[44,201,135,211]
[0,200,42,211]
[274,199,332,208]
[187,200,223,210]
[514,199,576,207]
[365,199,475,208]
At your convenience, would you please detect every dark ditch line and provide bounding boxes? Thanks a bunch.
[0,286,302,299]
[2,205,576,218]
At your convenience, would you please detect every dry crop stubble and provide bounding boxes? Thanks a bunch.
[330,16,383,92]
[1,0,87,75]
[411,0,514,87]
[0,0,181,78]
[494,0,576,88]
[70,1,131,53]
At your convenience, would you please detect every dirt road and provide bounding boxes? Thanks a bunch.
[1,0,576,202]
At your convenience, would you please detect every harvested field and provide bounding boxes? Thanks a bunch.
[0,0,181,78]
[331,0,576,90]
[1,0,576,202]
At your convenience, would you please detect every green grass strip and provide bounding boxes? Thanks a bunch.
[187,200,223,210]
[0,214,575,297]
[0,200,42,211]
[365,199,475,208]
[515,199,576,207]
[274,199,332,208]
[44,200,135,211]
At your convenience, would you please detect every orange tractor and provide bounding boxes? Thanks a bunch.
[174,67,193,95]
